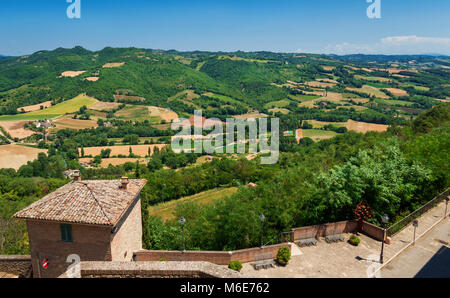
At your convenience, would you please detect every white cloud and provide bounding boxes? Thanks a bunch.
[298,35,450,55]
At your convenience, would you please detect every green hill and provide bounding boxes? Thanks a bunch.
[0,47,448,126]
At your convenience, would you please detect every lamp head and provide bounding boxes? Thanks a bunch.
[381,214,389,224]
[180,217,186,226]
[259,214,265,222]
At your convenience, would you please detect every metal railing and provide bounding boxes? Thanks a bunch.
[386,188,450,237]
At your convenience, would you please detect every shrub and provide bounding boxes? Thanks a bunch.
[159,259,167,262]
[349,235,361,246]
[276,246,291,265]
[228,261,243,272]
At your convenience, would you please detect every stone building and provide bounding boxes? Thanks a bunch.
[14,173,147,278]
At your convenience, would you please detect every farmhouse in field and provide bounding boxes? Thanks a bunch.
[13,172,147,278]
[35,120,52,129]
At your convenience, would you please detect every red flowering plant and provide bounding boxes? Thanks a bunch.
[354,201,373,232]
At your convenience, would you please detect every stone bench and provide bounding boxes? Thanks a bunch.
[325,230,345,243]
[253,253,276,271]
[296,232,318,247]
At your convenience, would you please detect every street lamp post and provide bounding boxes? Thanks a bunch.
[445,197,449,218]
[380,214,389,264]
[180,217,186,253]
[259,214,265,249]
[413,219,419,245]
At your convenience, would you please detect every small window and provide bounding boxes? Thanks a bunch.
[60,224,73,242]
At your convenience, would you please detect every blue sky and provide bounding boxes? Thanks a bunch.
[1,0,449,56]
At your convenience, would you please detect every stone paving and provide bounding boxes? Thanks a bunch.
[0,271,18,278]
[381,218,449,278]
[241,200,449,278]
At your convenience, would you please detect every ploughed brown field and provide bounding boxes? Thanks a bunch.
[306,119,389,134]
[148,106,179,122]
[84,77,99,82]
[0,145,47,170]
[79,157,148,167]
[0,121,35,139]
[52,117,98,131]
[103,62,125,68]
[385,88,409,97]
[60,71,86,77]
[89,101,122,111]
[305,81,336,88]
[80,144,168,157]
[17,101,52,112]
[113,94,146,102]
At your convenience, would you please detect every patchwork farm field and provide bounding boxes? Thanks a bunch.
[0,121,35,139]
[0,94,98,121]
[52,117,98,131]
[89,101,122,111]
[17,101,52,113]
[0,145,47,170]
[346,85,389,99]
[79,157,148,167]
[304,119,389,134]
[302,129,337,141]
[149,187,238,221]
[148,106,179,123]
[80,144,168,157]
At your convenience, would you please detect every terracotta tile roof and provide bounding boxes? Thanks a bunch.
[14,179,147,226]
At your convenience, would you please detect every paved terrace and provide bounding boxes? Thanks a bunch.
[0,272,18,278]
[381,218,449,278]
[241,200,449,278]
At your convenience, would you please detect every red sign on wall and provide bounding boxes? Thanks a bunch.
[42,259,49,270]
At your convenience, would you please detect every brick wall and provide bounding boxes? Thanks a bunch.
[360,221,385,241]
[0,255,32,277]
[110,197,142,262]
[134,243,291,265]
[26,220,113,278]
[291,220,358,241]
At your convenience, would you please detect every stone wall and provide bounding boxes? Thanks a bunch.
[134,243,291,266]
[0,255,32,277]
[64,261,244,278]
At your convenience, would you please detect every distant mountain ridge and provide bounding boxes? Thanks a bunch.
[0,46,448,118]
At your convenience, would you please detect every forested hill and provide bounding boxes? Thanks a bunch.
[0,47,449,122]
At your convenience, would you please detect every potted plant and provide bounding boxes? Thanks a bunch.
[349,235,361,246]
[276,246,291,266]
[228,261,243,272]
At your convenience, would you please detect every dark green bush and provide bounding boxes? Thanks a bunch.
[276,246,291,265]
[228,261,243,272]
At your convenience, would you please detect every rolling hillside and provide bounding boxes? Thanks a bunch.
[0,47,448,130]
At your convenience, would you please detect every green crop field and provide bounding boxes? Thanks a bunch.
[0,94,97,121]
[375,98,415,107]
[366,82,392,89]
[149,187,238,221]
[289,94,321,102]
[303,129,338,141]
[264,99,291,109]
